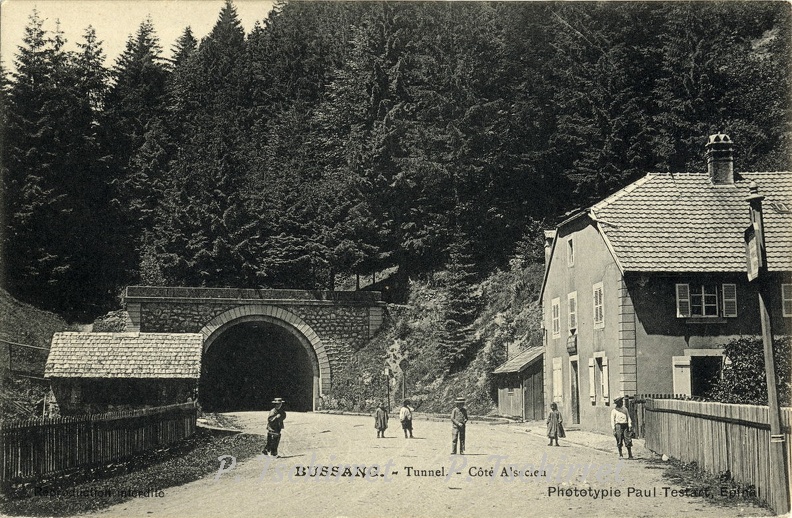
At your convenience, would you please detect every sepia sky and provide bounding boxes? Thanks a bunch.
[0,0,275,69]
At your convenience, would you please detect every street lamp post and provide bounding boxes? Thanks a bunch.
[745,181,790,514]
[383,367,391,412]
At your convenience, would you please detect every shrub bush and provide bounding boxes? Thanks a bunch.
[706,336,791,406]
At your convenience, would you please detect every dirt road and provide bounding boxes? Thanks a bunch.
[96,412,769,518]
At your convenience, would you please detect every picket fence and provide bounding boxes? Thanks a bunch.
[0,402,197,487]
[643,398,792,515]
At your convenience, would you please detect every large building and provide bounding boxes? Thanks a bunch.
[541,134,792,433]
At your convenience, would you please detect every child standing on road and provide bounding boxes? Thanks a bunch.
[399,400,414,438]
[546,402,563,446]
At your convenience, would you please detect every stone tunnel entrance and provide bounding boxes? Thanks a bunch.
[199,321,318,412]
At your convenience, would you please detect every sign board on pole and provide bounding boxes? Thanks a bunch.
[744,224,762,281]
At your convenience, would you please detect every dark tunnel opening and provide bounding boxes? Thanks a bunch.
[199,321,316,412]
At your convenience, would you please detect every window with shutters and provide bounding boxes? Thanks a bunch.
[783,284,792,317]
[589,354,609,405]
[721,284,737,317]
[551,298,561,338]
[568,292,577,331]
[592,282,604,328]
[676,283,736,318]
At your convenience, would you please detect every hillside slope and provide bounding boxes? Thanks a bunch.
[0,288,71,419]
[325,260,544,415]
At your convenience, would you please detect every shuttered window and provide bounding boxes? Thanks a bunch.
[677,283,735,318]
[783,285,792,317]
[593,282,604,328]
[551,298,560,338]
[588,358,596,403]
[601,357,610,403]
[568,292,577,330]
[722,284,737,318]
[676,284,691,317]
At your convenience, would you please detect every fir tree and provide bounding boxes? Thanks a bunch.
[437,228,480,372]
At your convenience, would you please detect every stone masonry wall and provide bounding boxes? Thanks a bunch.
[134,301,375,378]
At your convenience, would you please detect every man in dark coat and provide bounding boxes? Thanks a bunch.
[374,401,389,438]
[450,397,468,454]
[264,397,286,457]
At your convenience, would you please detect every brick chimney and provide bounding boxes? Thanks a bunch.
[705,133,734,184]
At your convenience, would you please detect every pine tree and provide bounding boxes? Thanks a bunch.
[4,12,115,317]
[170,27,198,68]
[103,17,169,285]
[151,0,256,287]
[437,228,480,372]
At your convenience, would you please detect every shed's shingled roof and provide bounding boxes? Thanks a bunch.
[492,346,543,375]
[590,172,792,272]
[45,332,203,379]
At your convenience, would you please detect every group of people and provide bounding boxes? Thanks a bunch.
[374,399,416,439]
[375,397,468,453]
[265,394,632,459]
[546,395,634,458]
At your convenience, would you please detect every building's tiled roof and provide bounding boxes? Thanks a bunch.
[590,172,792,272]
[45,332,203,379]
[493,346,543,374]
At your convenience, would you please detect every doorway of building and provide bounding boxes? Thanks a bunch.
[690,356,722,397]
[570,360,580,424]
[199,321,317,412]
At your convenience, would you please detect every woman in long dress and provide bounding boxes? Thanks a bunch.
[546,402,563,446]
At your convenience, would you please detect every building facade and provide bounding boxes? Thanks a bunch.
[541,134,792,433]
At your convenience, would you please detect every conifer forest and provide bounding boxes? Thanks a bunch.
[1,1,790,321]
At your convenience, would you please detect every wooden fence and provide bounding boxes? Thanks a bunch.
[643,398,791,515]
[0,402,197,487]
[628,394,697,438]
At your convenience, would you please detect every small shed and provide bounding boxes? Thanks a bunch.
[493,347,544,421]
[45,332,203,415]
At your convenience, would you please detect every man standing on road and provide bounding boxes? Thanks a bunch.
[399,400,414,438]
[264,397,286,457]
[450,397,468,454]
[610,396,633,459]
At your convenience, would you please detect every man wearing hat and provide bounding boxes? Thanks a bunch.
[450,397,468,454]
[264,397,287,457]
[610,396,633,459]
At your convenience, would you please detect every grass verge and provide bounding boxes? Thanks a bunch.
[649,455,772,514]
[0,428,266,517]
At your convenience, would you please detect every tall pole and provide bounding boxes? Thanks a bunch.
[384,367,391,412]
[746,181,790,514]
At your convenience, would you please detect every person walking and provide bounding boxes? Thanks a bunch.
[374,402,389,438]
[450,397,468,454]
[610,396,633,458]
[546,402,563,446]
[264,397,286,457]
[399,400,414,438]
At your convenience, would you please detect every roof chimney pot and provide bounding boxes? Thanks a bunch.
[705,133,734,185]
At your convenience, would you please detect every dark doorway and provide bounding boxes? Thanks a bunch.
[690,356,722,397]
[570,361,580,424]
[199,322,316,412]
